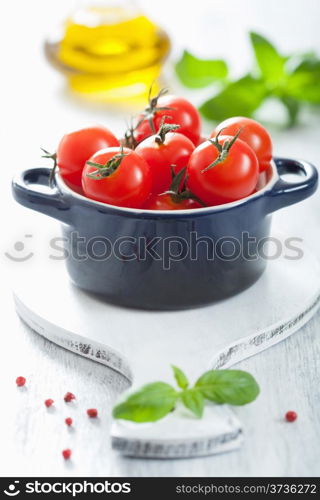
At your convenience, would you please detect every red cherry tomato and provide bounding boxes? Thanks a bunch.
[211,117,272,172]
[135,94,201,146]
[82,147,151,208]
[57,126,119,192]
[187,136,259,206]
[144,194,202,211]
[197,136,207,146]
[135,127,195,195]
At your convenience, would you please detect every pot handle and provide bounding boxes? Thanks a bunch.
[12,167,71,224]
[266,157,318,213]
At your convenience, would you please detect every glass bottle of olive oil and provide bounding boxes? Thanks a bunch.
[45,0,170,103]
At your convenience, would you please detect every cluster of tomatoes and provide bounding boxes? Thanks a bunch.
[49,90,273,210]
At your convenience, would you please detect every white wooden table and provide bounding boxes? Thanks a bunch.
[1,270,320,477]
[1,0,320,478]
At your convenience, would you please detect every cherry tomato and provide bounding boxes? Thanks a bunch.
[135,93,201,146]
[82,147,151,208]
[187,136,259,206]
[57,126,119,192]
[135,125,195,195]
[197,136,208,146]
[144,166,202,211]
[144,194,202,211]
[211,117,272,172]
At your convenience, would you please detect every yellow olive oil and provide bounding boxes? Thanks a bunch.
[45,6,170,102]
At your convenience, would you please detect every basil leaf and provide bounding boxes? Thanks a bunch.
[199,75,266,121]
[290,57,320,79]
[195,370,260,406]
[172,365,189,389]
[181,389,204,418]
[286,58,320,103]
[294,85,320,103]
[112,382,177,423]
[250,32,286,83]
[280,96,300,127]
[175,50,228,88]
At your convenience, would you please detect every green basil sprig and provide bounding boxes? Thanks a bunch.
[113,366,260,423]
[175,50,228,88]
[175,31,320,126]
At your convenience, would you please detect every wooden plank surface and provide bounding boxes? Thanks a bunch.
[2,300,320,477]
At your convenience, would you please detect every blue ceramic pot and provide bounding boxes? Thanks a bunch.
[12,158,318,310]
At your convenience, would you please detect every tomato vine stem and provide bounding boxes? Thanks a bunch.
[41,148,57,187]
[154,117,180,145]
[201,127,243,173]
[136,86,174,134]
[163,167,206,206]
[86,146,129,180]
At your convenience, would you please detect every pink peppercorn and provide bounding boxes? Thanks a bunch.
[285,411,297,422]
[87,408,98,418]
[62,449,72,460]
[64,392,76,403]
[16,376,26,387]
